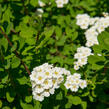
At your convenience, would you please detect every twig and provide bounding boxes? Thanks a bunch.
[0,27,31,75]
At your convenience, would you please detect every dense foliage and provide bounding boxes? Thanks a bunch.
[0,0,109,109]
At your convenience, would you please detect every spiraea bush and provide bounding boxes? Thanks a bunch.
[0,0,109,109]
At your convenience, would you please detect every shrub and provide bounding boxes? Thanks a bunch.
[0,0,109,109]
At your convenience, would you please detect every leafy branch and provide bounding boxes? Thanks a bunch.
[0,27,31,75]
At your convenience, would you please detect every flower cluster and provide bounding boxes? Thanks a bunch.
[76,13,109,47]
[74,46,92,70]
[30,63,70,101]
[64,73,87,92]
[76,14,90,29]
[55,0,69,8]
[38,0,69,8]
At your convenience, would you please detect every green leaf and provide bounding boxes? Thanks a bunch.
[20,100,34,109]
[56,36,67,46]
[88,55,105,64]
[0,68,4,71]
[11,56,20,68]
[11,42,17,52]
[91,64,104,70]
[53,105,60,109]
[0,37,8,52]
[81,101,87,109]
[30,0,38,7]
[6,92,14,103]
[2,106,10,109]
[56,91,63,100]
[2,6,12,22]
[89,95,94,102]
[0,100,2,108]
[71,96,82,105]
[25,96,32,103]
[67,95,82,105]
[5,59,11,69]
[98,31,109,50]
[72,32,78,41]
[55,26,62,40]
[65,102,72,109]
[6,22,13,34]
[93,45,102,54]
[2,75,8,84]
[33,101,42,109]
[44,26,55,37]
[17,76,29,85]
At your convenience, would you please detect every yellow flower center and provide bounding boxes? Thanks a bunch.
[52,79,56,84]
[38,76,42,81]
[38,85,41,88]
[54,72,58,75]
[44,80,48,85]
[73,85,76,88]
[67,83,70,87]
[45,72,49,76]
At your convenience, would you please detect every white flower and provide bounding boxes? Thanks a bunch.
[63,0,69,4]
[52,67,63,78]
[102,12,109,17]
[49,88,55,95]
[35,73,45,84]
[74,64,80,70]
[86,41,94,47]
[60,68,70,75]
[36,8,44,17]
[30,71,37,81]
[42,79,53,89]
[67,75,76,84]
[78,58,88,65]
[74,53,83,59]
[52,79,60,89]
[79,80,87,89]
[73,73,81,79]
[34,85,44,93]
[89,18,96,25]
[76,14,90,29]
[44,70,53,79]
[33,92,44,102]
[74,46,92,69]
[33,66,43,72]
[65,73,87,92]
[42,63,53,69]
[64,81,71,89]
[57,75,64,84]
[38,0,46,7]
[74,79,81,85]
[70,84,79,92]
[31,81,37,88]
[42,89,50,97]
[97,24,105,33]
[56,0,64,8]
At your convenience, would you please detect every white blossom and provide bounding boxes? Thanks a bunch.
[38,0,46,7]
[76,13,109,47]
[79,80,87,89]
[55,0,69,8]
[74,46,92,70]
[30,63,71,101]
[64,73,87,92]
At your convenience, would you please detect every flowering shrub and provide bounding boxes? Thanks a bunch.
[0,0,109,109]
